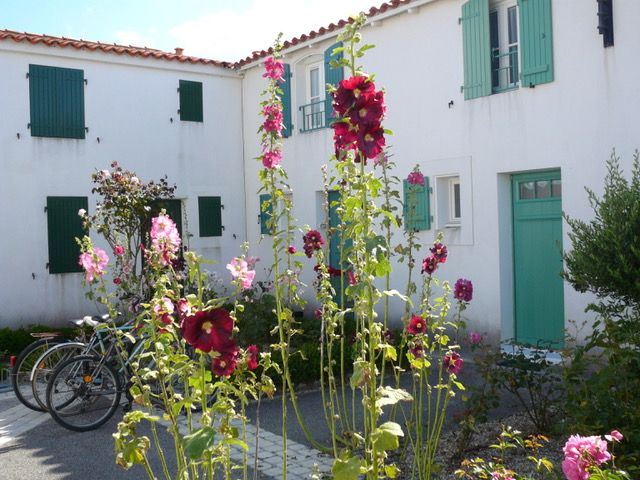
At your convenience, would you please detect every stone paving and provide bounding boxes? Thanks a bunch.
[0,389,333,478]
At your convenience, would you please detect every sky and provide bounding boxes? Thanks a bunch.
[2,0,378,62]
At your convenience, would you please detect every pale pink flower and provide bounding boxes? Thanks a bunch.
[606,430,623,443]
[100,169,111,178]
[114,245,125,256]
[78,247,109,282]
[562,434,612,480]
[226,257,256,290]
[149,215,181,266]
[130,176,140,185]
[78,208,86,217]
[246,256,259,270]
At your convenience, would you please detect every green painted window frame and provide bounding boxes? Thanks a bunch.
[198,196,223,237]
[29,64,86,139]
[46,196,88,274]
[179,80,203,122]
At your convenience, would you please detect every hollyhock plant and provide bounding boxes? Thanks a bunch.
[454,278,473,302]
[303,229,325,258]
[332,75,376,115]
[562,434,612,480]
[226,257,256,290]
[262,56,285,81]
[444,351,463,375]
[430,242,448,263]
[79,246,109,283]
[262,104,283,134]
[181,308,235,353]
[421,255,439,275]
[246,345,259,371]
[149,214,181,266]
[407,314,428,335]
[261,149,282,169]
[153,297,174,325]
[212,349,239,377]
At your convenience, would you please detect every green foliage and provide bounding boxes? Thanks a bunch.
[0,325,77,356]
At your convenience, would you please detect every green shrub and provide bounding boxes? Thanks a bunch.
[0,325,77,356]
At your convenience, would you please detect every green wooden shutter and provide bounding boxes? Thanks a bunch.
[259,194,273,235]
[519,0,554,87]
[47,196,87,274]
[461,0,492,100]
[324,42,344,127]
[30,65,85,139]
[179,80,203,122]
[403,178,431,231]
[198,196,222,237]
[280,64,293,137]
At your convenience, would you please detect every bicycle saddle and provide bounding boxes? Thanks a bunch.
[69,313,111,328]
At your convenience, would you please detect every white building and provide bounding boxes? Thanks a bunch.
[2,0,638,346]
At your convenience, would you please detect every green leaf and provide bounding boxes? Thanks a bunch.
[382,289,409,301]
[376,386,413,409]
[350,361,368,390]
[182,426,216,459]
[372,422,404,451]
[332,456,364,480]
[221,438,249,452]
[385,464,400,478]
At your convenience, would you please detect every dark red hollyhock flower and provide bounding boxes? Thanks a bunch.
[303,230,325,258]
[182,308,234,353]
[383,328,395,343]
[430,243,448,264]
[410,343,424,359]
[453,278,473,302]
[421,255,439,275]
[349,90,385,127]
[333,76,376,115]
[443,351,463,375]
[333,121,359,158]
[246,345,259,371]
[287,245,297,254]
[406,314,427,335]
[357,124,386,160]
[347,270,358,286]
[212,349,239,377]
[327,266,342,277]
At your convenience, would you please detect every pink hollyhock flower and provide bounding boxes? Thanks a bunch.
[444,351,463,375]
[246,345,259,371]
[303,230,325,258]
[606,430,623,442]
[182,309,235,353]
[287,245,297,254]
[407,170,425,186]
[314,308,323,319]
[226,257,256,290]
[114,245,125,256]
[406,314,427,335]
[245,256,259,270]
[562,434,612,480]
[454,278,473,302]
[113,277,122,285]
[421,255,439,275]
[347,270,358,286]
[149,215,181,266]
[212,349,239,377]
[374,152,388,167]
[153,297,175,325]
[468,331,483,345]
[78,247,109,283]
[263,56,285,81]
[262,149,282,169]
[262,104,283,133]
[430,243,448,263]
[177,298,191,319]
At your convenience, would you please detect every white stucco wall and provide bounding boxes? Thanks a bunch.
[240,0,640,342]
[0,43,245,327]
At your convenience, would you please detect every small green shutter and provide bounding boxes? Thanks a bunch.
[324,42,344,127]
[198,196,222,237]
[461,0,492,100]
[519,0,554,87]
[403,178,431,231]
[47,196,88,274]
[179,80,203,122]
[259,193,273,235]
[280,64,293,137]
[30,65,85,139]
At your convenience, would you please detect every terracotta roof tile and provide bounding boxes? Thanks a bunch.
[0,29,233,68]
[235,0,413,67]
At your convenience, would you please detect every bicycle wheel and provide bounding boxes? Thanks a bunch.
[11,337,66,411]
[46,355,122,432]
[31,342,89,411]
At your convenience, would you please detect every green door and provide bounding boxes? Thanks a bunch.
[512,171,564,347]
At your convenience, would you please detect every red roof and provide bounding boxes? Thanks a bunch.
[0,29,233,68]
[0,0,414,69]
[235,0,413,67]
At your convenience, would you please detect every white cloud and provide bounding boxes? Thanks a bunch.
[168,0,376,62]
[113,30,157,48]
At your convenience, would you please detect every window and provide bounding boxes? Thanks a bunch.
[448,177,462,223]
[179,80,203,122]
[462,0,554,100]
[29,65,85,139]
[46,196,87,274]
[198,197,222,237]
[490,3,519,92]
[519,179,561,200]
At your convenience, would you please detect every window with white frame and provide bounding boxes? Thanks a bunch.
[448,177,461,224]
[490,1,519,92]
[305,62,324,130]
[436,175,462,228]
